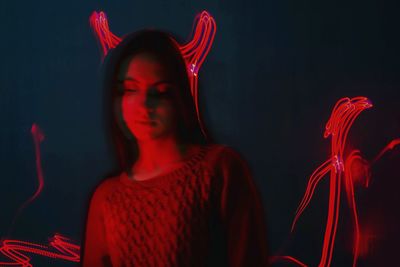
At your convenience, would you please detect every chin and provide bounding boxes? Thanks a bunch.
[128,122,175,142]
[133,130,168,141]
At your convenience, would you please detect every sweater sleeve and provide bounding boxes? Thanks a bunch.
[218,147,269,267]
[81,182,112,267]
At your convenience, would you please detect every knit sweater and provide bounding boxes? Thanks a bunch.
[82,144,269,267]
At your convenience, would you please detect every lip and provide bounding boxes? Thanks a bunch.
[136,120,156,125]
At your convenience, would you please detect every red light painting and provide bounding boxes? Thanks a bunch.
[372,138,400,164]
[0,234,80,267]
[290,97,373,267]
[89,10,216,139]
[1,8,397,267]
[89,11,122,58]
[1,10,217,266]
[0,124,80,266]
[180,11,216,138]
[282,98,399,267]
[270,255,308,267]
[7,124,45,232]
[271,97,397,267]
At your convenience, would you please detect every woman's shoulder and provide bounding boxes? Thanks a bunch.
[90,175,121,200]
[202,143,249,169]
[201,143,255,192]
[206,143,245,158]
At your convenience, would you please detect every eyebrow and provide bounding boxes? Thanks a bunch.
[118,77,175,87]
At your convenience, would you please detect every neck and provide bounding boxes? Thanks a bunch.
[134,136,187,173]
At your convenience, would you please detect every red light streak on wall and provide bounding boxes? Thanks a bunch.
[343,150,370,267]
[179,11,216,138]
[270,255,308,267]
[7,124,46,236]
[0,125,80,266]
[89,11,121,58]
[0,234,80,266]
[28,124,45,205]
[372,138,400,164]
[341,138,399,265]
[89,10,216,139]
[291,97,373,267]
[356,224,378,258]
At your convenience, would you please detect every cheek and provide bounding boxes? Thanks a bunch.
[120,95,177,126]
[154,100,177,126]
[121,95,138,120]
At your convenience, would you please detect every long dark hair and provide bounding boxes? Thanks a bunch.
[102,29,209,176]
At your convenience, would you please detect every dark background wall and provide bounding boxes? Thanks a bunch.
[1,0,399,266]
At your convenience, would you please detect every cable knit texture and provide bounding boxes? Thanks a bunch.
[82,144,269,267]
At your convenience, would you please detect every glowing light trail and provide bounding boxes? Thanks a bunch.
[89,11,122,58]
[7,124,45,237]
[372,138,400,164]
[0,234,80,266]
[291,97,373,267]
[180,11,216,139]
[270,255,308,267]
[1,124,80,266]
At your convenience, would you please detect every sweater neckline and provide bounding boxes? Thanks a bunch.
[119,144,213,187]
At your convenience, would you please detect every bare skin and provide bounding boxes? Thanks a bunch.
[118,53,199,181]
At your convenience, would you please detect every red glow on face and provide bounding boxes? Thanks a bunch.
[89,10,216,139]
[119,54,178,141]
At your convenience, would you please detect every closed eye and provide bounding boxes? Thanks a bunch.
[150,86,174,97]
[124,88,139,92]
[116,80,139,92]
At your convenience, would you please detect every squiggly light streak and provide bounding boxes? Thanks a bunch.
[0,234,80,266]
[7,124,46,237]
[89,11,122,58]
[270,255,308,267]
[343,150,370,267]
[1,125,80,266]
[291,97,373,267]
[291,159,332,232]
[28,124,45,204]
[180,11,216,139]
[372,138,400,164]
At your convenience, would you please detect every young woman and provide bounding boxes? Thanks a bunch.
[82,29,269,267]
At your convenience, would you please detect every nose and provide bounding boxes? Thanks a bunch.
[138,87,159,111]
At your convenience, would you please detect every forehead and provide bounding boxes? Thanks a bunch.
[118,53,173,82]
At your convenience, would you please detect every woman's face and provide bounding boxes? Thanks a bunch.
[117,53,179,141]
